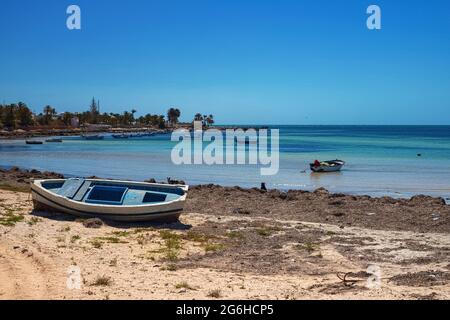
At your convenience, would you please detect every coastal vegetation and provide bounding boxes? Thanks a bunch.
[0,99,214,132]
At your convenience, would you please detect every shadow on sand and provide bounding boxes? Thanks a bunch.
[30,209,192,230]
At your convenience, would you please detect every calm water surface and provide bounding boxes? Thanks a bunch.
[1,126,450,198]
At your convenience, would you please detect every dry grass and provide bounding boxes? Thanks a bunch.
[0,183,30,193]
[95,236,127,244]
[175,281,196,290]
[255,226,280,237]
[297,241,320,253]
[226,230,244,239]
[202,242,225,252]
[111,231,131,237]
[91,276,112,286]
[91,240,102,249]
[159,230,182,261]
[184,231,214,243]
[27,217,41,226]
[0,208,24,226]
[207,289,222,298]
[71,235,81,243]
[161,263,177,271]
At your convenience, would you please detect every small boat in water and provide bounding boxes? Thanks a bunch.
[81,134,104,140]
[310,159,345,172]
[31,178,188,222]
[26,140,43,145]
[45,138,63,143]
[112,134,130,139]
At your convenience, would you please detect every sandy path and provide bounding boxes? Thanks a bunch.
[0,243,52,299]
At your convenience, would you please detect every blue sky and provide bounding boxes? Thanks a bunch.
[0,0,449,125]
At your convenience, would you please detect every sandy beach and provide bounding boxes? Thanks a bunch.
[0,168,449,300]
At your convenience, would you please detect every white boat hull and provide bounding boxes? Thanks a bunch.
[310,160,345,173]
[31,179,188,222]
[310,164,343,172]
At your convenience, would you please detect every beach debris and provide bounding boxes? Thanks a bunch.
[409,194,446,205]
[82,218,103,229]
[389,270,450,287]
[167,177,186,185]
[268,190,289,200]
[314,187,329,195]
[337,271,371,287]
[330,193,346,198]
[260,182,267,191]
[233,208,250,215]
[431,213,440,221]
[366,212,376,216]
[331,212,345,217]
[328,200,344,206]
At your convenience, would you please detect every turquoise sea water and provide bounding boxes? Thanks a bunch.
[1,126,450,198]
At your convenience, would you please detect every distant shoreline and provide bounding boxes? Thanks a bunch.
[0,125,269,140]
[0,127,173,140]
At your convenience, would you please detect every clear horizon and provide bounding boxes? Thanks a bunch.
[1,0,450,125]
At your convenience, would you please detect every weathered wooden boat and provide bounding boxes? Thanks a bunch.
[81,134,104,140]
[26,140,43,145]
[45,138,63,143]
[31,178,188,222]
[310,159,345,172]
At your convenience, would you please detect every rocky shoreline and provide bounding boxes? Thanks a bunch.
[1,167,449,233]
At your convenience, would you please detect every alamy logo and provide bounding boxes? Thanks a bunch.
[66,5,81,30]
[366,265,382,289]
[367,5,381,30]
[66,265,82,290]
[171,122,279,176]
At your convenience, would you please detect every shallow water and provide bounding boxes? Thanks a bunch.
[1,126,450,198]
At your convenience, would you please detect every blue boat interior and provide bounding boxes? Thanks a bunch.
[42,178,184,205]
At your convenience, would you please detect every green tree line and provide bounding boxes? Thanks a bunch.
[0,99,214,130]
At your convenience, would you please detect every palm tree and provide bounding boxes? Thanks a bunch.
[17,102,33,127]
[131,109,137,124]
[43,105,56,125]
[167,108,181,126]
[206,114,214,126]
[194,113,203,121]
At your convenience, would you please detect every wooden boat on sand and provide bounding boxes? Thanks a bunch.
[31,178,188,222]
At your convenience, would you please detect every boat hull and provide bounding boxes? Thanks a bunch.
[310,164,343,172]
[310,160,345,173]
[31,179,187,222]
